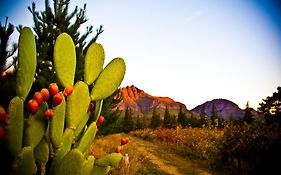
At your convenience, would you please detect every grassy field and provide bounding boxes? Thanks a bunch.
[89,133,216,175]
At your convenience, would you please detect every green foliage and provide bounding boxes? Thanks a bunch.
[136,115,143,130]
[122,107,135,133]
[210,103,219,127]
[220,122,281,174]
[199,104,209,127]
[150,107,161,130]
[170,115,177,129]
[177,107,188,128]
[258,86,281,126]
[0,17,17,74]
[0,17,17,108]
[2,28,126,174]
[26,0,104,88]
[99,89,122,135]
[163,106,173,128]
[243,101,254,124]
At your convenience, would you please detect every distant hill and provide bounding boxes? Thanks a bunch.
[117,85,190,118]
[191,99,259,120]
[116,86,259,121]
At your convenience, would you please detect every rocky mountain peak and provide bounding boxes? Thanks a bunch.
[118,85,187,115]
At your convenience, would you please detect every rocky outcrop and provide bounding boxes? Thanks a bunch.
[117,85,187,115]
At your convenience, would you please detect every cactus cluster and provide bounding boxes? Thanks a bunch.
[2,26,126,175]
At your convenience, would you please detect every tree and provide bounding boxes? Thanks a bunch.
[177,107,188,127]
[258,86,281,126]
[142,115,146,128]
[99,89,122,135]
[0,17,17,108]
[25,0,104,89]
[199,104,209,127]
[150,107,161,130]
[170,115,177,129]
[188,112,201,127]
[210,103,219,127]
[163,106,172,128]
[218,116,225,128]
[122,107,135,133]
[136,115,142,130]
[243,101,254,124]
[0,17,17,76]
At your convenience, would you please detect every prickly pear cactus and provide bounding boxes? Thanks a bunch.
[3,27,127,175]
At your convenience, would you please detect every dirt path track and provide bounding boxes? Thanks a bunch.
[129,136,214,175]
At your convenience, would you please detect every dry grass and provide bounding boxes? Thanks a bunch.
[89,133,215,175]
[89,133,165,175]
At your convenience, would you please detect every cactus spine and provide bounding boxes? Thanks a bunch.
[5,27,126,175]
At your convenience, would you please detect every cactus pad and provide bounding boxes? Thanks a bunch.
[84,43,105,85]
[93,100,103,122]
[50,95,66,148]
[50,129,74,174]
[34,138,49,166]
[91,165,111,175]
[16,27,36,100]
[76,122,97,153]
[81,155,95,175]
[74,113,90,139]
[95,153,123,167]
[54,33,76,87]
[91,58,126,100]
[56,149,84,175]
[12,146,37,175]
[7,96,24,157]
[66,81,90,129]
[24,102,48,148]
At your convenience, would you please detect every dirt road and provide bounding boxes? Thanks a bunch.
[127,135,214,175]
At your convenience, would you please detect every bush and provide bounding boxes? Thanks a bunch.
[220,122,281,174]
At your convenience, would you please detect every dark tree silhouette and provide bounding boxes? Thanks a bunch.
[258,86,281,126]
[150,107,161,130]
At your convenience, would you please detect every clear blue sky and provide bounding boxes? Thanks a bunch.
[1,0,281,110]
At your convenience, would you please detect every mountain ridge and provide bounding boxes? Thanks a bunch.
[117,85,188,116]
[117,85,258,120]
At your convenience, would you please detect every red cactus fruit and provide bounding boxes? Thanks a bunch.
[48,83,59,96]
[115,146,122,153]
[0,127,6,140]
[28,99,39,114]
[96,116,104,126]
[125,137,129,144]
[40,88,50,101]
[63,85,73,97]
[52,93,63,107]
[121,138,129,145]
[0,106,7,124]
[87,103,94,113]
[44,109,54,120]
[33,92,43,105]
